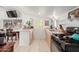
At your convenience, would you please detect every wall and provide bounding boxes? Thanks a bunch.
[0,7,49,29]
[56,15,79,29]
[0,7,8,29]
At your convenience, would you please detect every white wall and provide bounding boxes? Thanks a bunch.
[0,7,49,29]
[0,7,8,29]
[57,15,79,29]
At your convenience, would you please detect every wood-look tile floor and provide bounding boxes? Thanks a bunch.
[14,39,50,52]
[14,29,50,52]
[14,29,59,52]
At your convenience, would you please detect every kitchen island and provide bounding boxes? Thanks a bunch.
[14,29,33,52]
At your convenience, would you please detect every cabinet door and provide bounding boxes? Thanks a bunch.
[19,31,29,47]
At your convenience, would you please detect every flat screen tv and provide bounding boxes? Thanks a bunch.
[6,10,18,18]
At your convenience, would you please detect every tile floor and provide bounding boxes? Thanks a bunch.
[14,29,59,52]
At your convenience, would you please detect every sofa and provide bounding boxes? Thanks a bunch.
[0,29,6,45]
[51,27,79,52]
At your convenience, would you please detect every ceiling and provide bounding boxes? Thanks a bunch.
[25,6,77,18]
[0,6,78,19]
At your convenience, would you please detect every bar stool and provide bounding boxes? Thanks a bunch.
[12,32,17,41]
[6,29,13,42]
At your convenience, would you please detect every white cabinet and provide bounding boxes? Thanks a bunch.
[19,30,29,47]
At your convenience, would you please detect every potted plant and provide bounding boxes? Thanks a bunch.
[26,20,31,28]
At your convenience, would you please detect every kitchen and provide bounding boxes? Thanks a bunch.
[0,6,79,52]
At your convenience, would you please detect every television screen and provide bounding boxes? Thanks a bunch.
[6,10,18,18]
